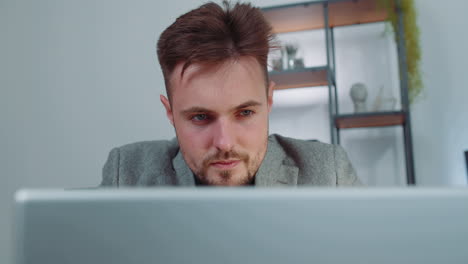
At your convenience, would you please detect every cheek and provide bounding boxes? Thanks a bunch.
[175,120,211,154]
[236,114,269,145]
[243,112,269,131]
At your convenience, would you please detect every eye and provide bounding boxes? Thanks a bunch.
[239,110,254,117]
[191,114,208,122]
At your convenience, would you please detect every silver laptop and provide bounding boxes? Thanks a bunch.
[14,188,468,264]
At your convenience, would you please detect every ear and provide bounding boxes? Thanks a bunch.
[160,94,174,126]
[267,81,275,113]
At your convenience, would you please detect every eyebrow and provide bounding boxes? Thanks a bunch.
[181,100,263,115]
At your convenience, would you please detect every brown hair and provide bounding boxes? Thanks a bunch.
[157,1,275,100]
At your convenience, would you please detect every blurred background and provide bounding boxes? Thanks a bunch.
[1,0,468,263]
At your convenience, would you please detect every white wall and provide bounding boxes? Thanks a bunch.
[1,1,205,263]
[1,0,468,263]
[412,0,468,185]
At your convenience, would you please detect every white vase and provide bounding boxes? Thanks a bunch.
[350,83,368,113]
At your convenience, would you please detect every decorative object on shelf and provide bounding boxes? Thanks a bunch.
[284,43,304,70]
[293,57,304,69]
[271,57,283,71]
[350,83,368,113]
[372,85,397,112]
[268,44,284,71]
[378,0,422,104]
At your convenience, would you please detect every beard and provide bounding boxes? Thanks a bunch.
[194,150,250,185]
[193,148,255,186]
[175,123,270,186]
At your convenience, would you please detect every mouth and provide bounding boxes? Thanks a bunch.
[210,160,240,169]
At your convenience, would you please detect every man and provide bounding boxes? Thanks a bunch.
[100,1,362,187]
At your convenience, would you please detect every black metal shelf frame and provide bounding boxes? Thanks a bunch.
[263,0,415,185]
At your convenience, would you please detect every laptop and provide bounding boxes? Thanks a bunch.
[14,188,468,264]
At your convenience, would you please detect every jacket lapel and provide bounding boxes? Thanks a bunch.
[172,150,196,186]
[255,136,299,187]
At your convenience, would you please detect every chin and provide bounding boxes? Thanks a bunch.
[207,170,251,186]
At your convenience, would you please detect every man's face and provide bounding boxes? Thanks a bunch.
[160,57,274,186]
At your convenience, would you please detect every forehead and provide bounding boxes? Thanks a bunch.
[169,57,266,111]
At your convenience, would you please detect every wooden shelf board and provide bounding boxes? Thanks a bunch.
[263,0,388,34]
[335,111,405,129]
[269,67,328,90]
[263,3,324,34]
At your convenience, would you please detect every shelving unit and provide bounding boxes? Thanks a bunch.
[335,111,405,129]
[269,66,328,89]
[262,0,416,184]
[263,0,388,33]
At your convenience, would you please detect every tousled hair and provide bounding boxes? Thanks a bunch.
[157,1,276,100]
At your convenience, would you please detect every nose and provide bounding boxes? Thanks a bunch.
[212,118,234,152]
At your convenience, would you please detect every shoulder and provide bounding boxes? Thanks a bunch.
[112,138,180,168]
[269,134,361,186]
[101,138,180,186]
[269,134,337,161]
[116,138,179,158]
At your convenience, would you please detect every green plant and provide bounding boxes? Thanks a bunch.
[379,0,422,104]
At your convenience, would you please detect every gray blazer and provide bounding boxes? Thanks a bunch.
[100,134,362,187]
